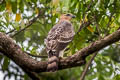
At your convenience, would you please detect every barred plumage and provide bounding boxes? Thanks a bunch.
[44,13,75,72]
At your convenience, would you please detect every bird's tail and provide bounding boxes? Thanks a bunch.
[47,51,59,72]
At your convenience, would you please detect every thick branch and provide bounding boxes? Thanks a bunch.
[0,29,120,73]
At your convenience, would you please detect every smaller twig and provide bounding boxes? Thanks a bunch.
[6,29,15,34]
[82,0,94,20]
[86,0,94,12]
[10,10,44,38]
[104,13,114,36]
[80,52,98,80]
[107,13,114,28]
[76,0,93,34]
[94,15,102,39]
[26,52,48,58]
[76,21,91,33]
[96,23,101,36]
[107,0,115,29]
[80,22,102,80]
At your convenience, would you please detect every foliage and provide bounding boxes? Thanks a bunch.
[0,0,120,80]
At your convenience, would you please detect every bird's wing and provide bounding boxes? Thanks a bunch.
[44,21,75,54]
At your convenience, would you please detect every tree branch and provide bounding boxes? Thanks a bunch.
[9,10,44,38]
[77,21,91,33]
[80,52,98,80]
[0,29,120,73]
[26,52,47,58]
[77,0,93,34]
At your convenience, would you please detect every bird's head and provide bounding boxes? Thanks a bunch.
[59,13,76,22]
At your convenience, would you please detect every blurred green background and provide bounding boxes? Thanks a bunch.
[0,0,120,80]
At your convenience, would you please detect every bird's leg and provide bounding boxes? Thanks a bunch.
[59,50,64,57]
[59,49,68,59]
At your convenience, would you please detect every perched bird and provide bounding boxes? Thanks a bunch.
[44,13,75,72]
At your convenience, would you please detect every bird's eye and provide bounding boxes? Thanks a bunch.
[66,14,70,16]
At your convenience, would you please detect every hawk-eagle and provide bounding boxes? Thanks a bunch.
[44,13,75,72]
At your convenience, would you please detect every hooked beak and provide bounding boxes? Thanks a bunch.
[71,15,76,18]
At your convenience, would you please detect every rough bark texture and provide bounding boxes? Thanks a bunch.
[0,29,120,73]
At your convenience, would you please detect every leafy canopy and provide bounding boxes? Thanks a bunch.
[0,0,120,80]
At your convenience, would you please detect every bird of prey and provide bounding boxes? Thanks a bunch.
[44,13,75,72]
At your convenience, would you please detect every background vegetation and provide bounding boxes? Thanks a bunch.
[0,0,120,80]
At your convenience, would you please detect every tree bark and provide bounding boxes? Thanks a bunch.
[0,29,120,73]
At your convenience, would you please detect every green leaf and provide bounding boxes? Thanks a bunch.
[98,74,105,80]
[2,57,10,71]
[31,0,37,3]
[0,55,3,62]
[11,1,17,13]
[114,75,120,80]
[0,3,5,11]
[24,74,29,80]
[19,1,24,13]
